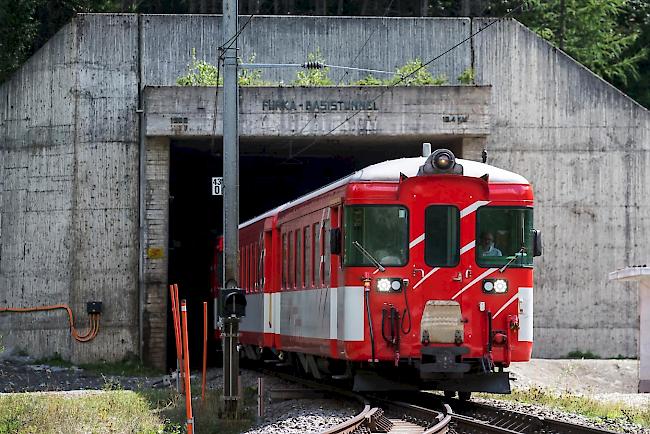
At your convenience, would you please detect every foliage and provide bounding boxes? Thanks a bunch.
[353,74,384,86]
[176,48,222,86]
[387,59,448,86]
[293,48,333,86]
[236,54,268,86]
[176,50,269,86]
[565,350,601,359]
[0,390,164,433]
[489,0,648,87]
[481,386,650,428]
[457,67,475,84]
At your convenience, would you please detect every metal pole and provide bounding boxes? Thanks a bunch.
[222,0,240,419]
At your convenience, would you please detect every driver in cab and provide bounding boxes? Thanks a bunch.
[478,232,502,257]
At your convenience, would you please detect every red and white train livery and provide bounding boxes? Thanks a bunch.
[225,148,541,394]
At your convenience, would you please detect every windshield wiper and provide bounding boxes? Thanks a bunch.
[499,246,526,273]
[352,241,385,272]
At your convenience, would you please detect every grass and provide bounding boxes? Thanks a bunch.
[565,350,601,359]
[0,385,257,434]
[481,387,650,429]
[33,354,162,377]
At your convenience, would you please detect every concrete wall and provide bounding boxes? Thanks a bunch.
[144,85,491,138]
[0,15,141,363]
[474,19,650,357]
[1,13,648,363]
[141,15,472,86]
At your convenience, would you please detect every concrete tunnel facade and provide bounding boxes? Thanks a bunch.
[0,14,648,369]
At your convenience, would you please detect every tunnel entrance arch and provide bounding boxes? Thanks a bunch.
[141,85,491,369]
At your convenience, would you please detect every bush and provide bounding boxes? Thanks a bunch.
[387,59,448,86]
[457,67,475,84]
[176,50,267,86]
[293,49,333,86]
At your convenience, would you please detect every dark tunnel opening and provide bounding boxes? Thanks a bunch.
[166,137,461,369]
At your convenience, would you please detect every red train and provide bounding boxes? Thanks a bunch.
[214,147,541,396]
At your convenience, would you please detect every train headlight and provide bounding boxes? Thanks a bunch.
[494,279,508,293]
[377,278,391,292]
[482,279,508,294]
[434,150,453,170]
[376,278,404,293]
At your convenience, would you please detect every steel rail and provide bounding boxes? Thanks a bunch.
[397,391,620,434]
[250,367,451,433]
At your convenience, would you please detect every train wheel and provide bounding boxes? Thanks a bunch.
[458,391,471,401]
[443,390,456,399]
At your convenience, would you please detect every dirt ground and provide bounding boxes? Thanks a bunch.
[507,358,650,407]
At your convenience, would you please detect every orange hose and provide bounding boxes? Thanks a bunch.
[0,305,100,343]
[180,299,194,434]
[202,301,207,401]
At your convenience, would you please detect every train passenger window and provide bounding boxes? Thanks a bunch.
[343,206,409,267]
[282,233,287,289]
[257,234,266,291]
[296,229,303,288]
[304,226,311,287]
[324,219,331,286]
[314,223,321,287]
[476,207,533,268]
[288,232,294,289]
[252,244,257,292]
[424,206,460,267]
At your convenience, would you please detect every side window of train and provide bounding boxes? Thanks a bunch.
[314,222,321,287]
[258,234,264,290]
[324,218,331,287]
[289,230,294,289]
[282,233,288,289]
[296,229,303,288]
[304,226,311,288]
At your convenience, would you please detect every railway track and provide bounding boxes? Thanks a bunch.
[254,368,451,433]
[253,367,621,433]
[392,391,620,434]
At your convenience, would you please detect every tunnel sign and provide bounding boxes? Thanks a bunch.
[212,177,223,196]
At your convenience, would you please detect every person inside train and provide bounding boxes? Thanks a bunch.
[478,231,502,256]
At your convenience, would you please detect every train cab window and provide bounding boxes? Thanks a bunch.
[323,219,331,286]
[314,223,321,287]
[343,205,409,267]
[476,207,533,268]
[282,233,288,289]
[304,226,311,287]
[424,206,460,267]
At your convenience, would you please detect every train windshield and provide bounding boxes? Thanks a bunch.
[476,207,533,268]
[344,205,409,267]
[424,205,460,267]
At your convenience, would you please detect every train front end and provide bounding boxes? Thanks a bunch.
[343,149,541,394]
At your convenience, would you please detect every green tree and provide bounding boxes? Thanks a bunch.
[489,0,647,87]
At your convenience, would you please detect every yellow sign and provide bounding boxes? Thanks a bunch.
[147,247,164,259]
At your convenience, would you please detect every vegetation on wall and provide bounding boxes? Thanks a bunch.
[1,0,649,107]
[292,49,333,86]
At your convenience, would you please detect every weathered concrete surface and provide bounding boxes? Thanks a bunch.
[0,15,140,364]
[141,15,472,86]
[1,14,648,364]
[144,85,491,138]
[474,18,650,357]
